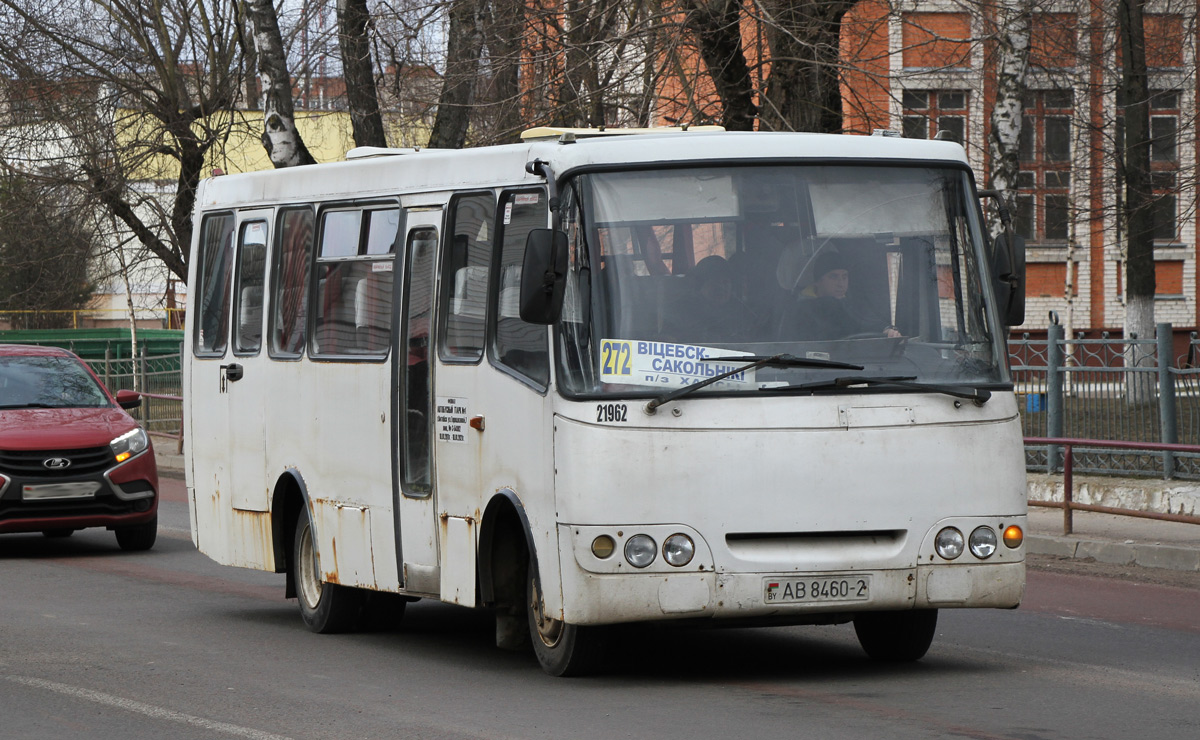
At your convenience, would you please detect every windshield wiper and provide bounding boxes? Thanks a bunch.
[0,402,59,409]
[645,354,864,414]
[760,375,991,405]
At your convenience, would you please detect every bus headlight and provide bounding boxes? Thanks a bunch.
[624,534,657,568]
[110,428,149,464]
[968,527,998,559]
[934,527,964,560]
[662,534,695,567]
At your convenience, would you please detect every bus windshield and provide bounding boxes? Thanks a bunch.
[555,164,1007,397]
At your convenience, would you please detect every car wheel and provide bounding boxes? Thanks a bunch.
[115,516,158,551]
[293,506,364,633]
[42,529,75,538]
[853,609,938,662]
[527,558,602,676]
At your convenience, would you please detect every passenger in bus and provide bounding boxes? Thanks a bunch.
[784,251,901,340]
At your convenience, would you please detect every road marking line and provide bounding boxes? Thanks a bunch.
[2,675,293,740]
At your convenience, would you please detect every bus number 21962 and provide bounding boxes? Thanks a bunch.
[597,403,628,423]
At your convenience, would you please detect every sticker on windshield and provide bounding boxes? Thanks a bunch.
[599,339,755,389]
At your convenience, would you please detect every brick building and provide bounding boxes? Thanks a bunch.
[653,1,1199,337]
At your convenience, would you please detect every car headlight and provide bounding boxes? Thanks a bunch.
[110,428,149,463]
[934,527,965,560]
[969,527,998,559]
[624,534,657,568]
[662,534,695,567]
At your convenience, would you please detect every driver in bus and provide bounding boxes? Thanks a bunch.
[784,251,901,340]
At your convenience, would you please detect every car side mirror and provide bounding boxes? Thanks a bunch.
[115,389,142,411]
[992,232,1026,327]
[519,228,569,324]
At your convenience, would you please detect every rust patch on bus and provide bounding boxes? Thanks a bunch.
[326,536,340,584]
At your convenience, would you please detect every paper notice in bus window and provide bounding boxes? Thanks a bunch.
[514,193,540,205]
[436,396,469,444]
[598,339,755,390]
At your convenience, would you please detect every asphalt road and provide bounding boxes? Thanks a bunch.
[1,477,1197,740]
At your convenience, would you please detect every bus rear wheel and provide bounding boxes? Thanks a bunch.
[293,507,364,634]
[527,562,601,676]
[853,609,938,662]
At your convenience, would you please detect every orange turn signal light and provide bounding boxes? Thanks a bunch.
[115,451,132,463]
[1003,525,1024,548]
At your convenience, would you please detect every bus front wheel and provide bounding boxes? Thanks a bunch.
[853,609,938,661]
[293,507,364,633]
[527,563,601,676]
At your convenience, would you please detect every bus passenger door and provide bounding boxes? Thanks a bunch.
[226,210,271,514]
[395,210,442,595]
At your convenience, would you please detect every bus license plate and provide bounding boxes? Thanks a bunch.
[763,575,871,604]
[22,482,100,500]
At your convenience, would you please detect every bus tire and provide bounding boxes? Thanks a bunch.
[853,609,938,662]
[527,561,601,676]
[115,516,157,551]
[293,507,364,634]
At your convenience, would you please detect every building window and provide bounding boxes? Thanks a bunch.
[901,90,967,143]
[1018,89,1074,244]
[1150,90,1180,242]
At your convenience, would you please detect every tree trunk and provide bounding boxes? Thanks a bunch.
[483,0,526,143]
[428,0,485,149]
[246,0,317,166]
[758,0,856,133]
[337,0,388,148]
[987,0,1032,244]
[681,0,757,131]
[1118,0,1155,401]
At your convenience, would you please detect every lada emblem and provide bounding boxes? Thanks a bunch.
[43,458,71,470]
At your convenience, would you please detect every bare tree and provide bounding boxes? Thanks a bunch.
[246,0,318,166]
[0,0,246,283]
[987,0,1033,243]
[679,0,757,130]
[1116,0,1155,356]
[428,0,484,148]
[0,173,97,328]
[338,0,388,147]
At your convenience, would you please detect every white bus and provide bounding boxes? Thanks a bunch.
[184,128,1028,676]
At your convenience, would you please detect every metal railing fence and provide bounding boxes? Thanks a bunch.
[1012,322,1200,479]
[1025,437,1200,533]
[84,344,184,447]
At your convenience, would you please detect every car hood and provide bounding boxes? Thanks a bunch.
[0,407,134,451]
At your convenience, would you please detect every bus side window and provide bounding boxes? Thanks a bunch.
[440,193,495,362]
[194,213,236,357]
[269,208,315,358]
[401,228,437,495]
[233,220,268,355]
[490,190,549,387]
[311,207,396,359]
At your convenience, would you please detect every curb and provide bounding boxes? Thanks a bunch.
[1027,534,1200,573]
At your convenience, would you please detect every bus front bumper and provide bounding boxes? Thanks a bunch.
[558,561,1025,626]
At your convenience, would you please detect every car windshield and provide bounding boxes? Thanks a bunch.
[0,355,111,409]
[554,164,1007,397]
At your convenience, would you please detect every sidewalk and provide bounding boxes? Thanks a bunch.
[152,446,1200,573]
[1027,507,1200,572]
[1026,472,1200,573]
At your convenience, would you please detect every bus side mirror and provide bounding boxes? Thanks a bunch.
[519,228,569,324]
[992,232,1026,327]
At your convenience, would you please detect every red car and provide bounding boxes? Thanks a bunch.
[0,344,158,550]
